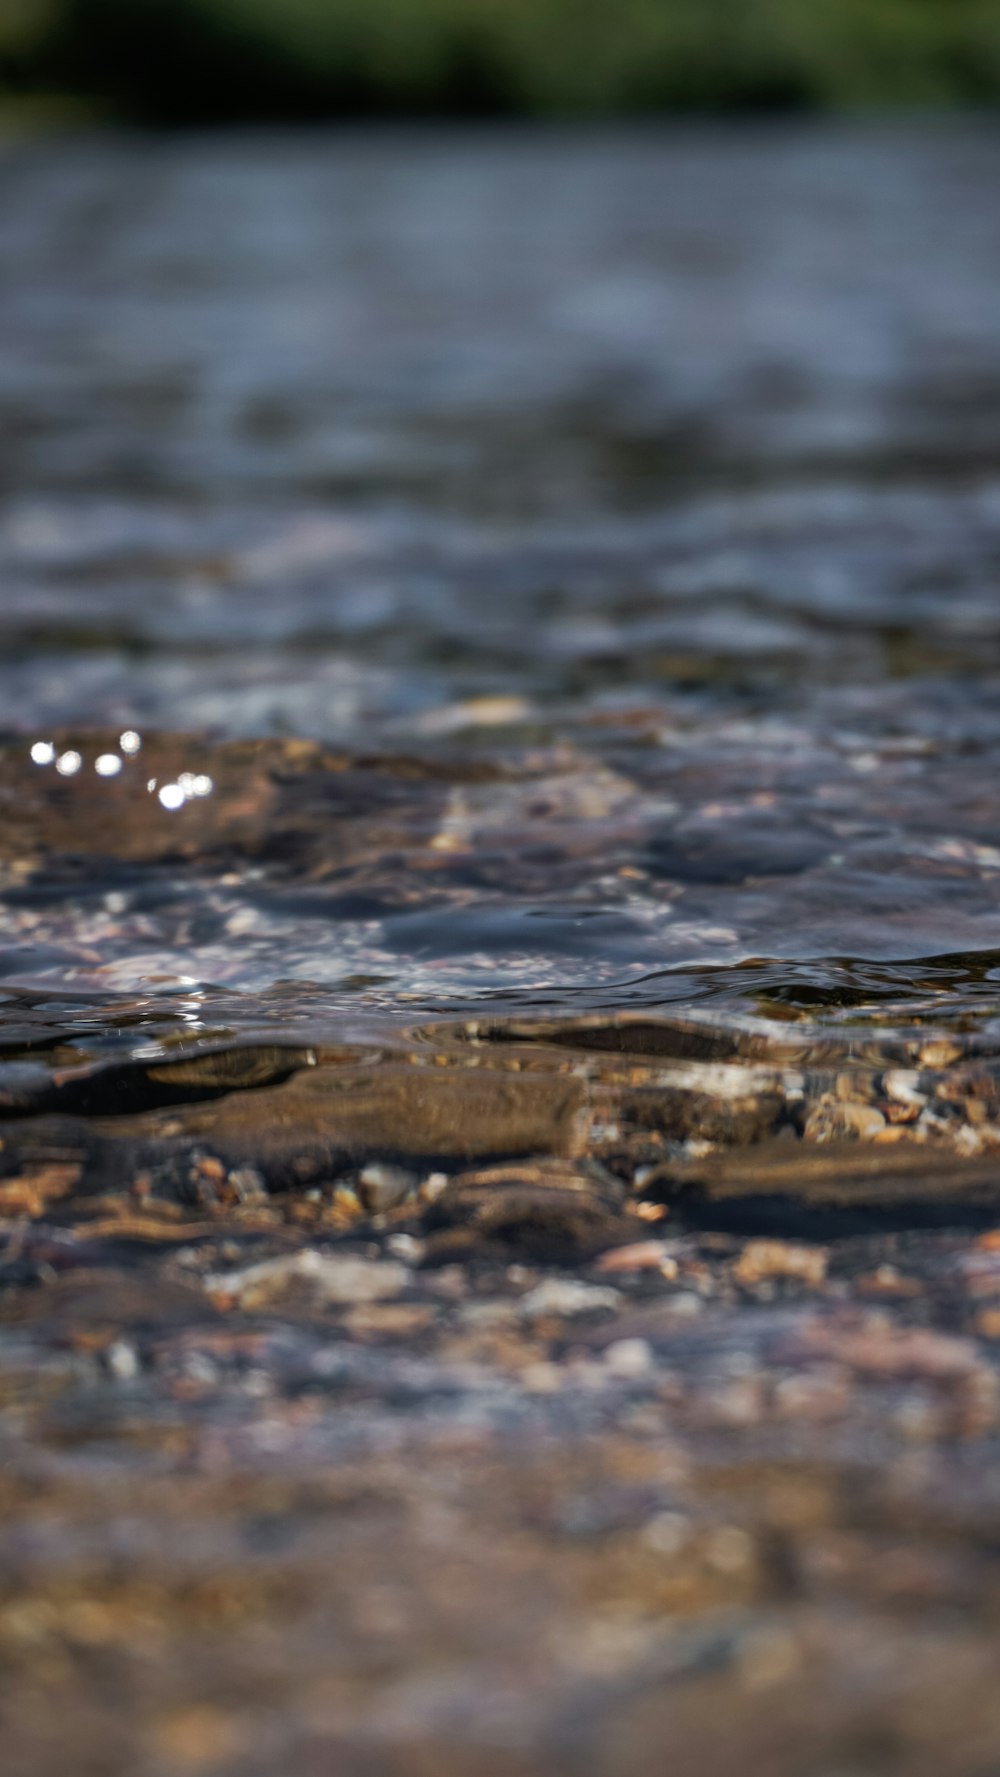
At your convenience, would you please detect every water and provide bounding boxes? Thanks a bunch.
[4,127,1000,1059]
[4,123,1000,1777]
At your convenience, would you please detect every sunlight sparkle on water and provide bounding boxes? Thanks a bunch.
[179,772,214,798]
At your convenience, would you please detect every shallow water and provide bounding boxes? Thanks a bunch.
[4,125,1000,1053]
[4,123,1000,1777]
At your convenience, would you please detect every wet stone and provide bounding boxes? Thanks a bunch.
[356,1162,419,1215]
[423,1158,629,1260]
[204,1251,411,1311]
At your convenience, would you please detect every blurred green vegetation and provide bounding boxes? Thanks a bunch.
[3,0,1000,122]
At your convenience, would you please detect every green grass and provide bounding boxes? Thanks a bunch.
[4,0,1000,121]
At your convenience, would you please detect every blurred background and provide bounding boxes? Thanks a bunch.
[3,0,1000,126]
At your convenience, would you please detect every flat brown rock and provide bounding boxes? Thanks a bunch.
[665,1138,1000,1218]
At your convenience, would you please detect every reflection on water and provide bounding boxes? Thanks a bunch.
[29,726,212,806]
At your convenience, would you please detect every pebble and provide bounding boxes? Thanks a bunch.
[603,1337,653,1378]
[643,1511,690,1555]
[205,1250,410,1308]
[918,1039,964,1069]
[733,1240,828,1288]
[343,1303,435,1339]
[805,1099,886,1141]
[596,1240,679,1277]
[357,1163,417,1214]
[666,1292,704,1317]
[883,1068,926,1110]
[104,1340,140,1381]
[459,1299,521,1328]
[227,1166,267,1202]
[519,1278,621,1319]
[386,1232,425,1262]
[520,1361,564,1394]
[302,1254,411,1304]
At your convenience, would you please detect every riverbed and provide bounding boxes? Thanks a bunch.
[2,122,1000,1776]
